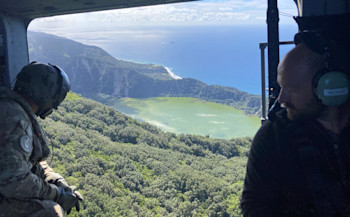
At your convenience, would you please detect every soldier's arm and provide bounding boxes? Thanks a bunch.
[40,161,69,187]
[0,100,58,200]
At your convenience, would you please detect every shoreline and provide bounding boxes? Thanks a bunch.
[164,66,182,80]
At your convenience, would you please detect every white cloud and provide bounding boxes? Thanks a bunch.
[28,0,298,44]
[29,0,298,32]
[218,7,233,11]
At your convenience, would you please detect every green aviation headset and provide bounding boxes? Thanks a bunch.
[294,31,350,107]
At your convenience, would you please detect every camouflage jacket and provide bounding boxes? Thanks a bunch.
[0,87,58,201]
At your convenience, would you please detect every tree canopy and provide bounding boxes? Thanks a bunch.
[40,92,251,216]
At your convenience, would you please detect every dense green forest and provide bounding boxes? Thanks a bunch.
[41,93,251,216]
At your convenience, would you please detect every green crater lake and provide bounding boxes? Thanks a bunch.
[108,97,261,139]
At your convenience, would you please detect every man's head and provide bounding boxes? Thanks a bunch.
[277,40,350,121]
[13,62,70,119]
[277,43,327,121]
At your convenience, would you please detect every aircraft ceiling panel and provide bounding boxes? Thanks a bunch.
[0,0,197,20]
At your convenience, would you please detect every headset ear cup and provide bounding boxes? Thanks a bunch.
[314,70,350,106]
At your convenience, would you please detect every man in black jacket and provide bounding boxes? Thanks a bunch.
[241,32,350,216]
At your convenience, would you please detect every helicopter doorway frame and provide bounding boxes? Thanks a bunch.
[260,40,294,121]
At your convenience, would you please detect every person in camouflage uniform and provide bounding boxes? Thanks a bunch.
[0,62,82,217]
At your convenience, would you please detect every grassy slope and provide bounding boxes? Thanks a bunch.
[107,97,261,139]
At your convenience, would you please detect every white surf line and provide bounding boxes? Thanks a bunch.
[164,66,182,80]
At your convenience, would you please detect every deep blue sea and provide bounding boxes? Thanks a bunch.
[92,25,298,94]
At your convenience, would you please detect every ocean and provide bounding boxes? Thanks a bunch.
[69,25,298,94]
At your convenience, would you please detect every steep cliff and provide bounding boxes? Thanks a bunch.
[28,31,261,114]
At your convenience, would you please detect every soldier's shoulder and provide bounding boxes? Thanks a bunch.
[0,99,31,130]
[0,98,27,115]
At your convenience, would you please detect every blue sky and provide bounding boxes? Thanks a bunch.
[29,0,298,32]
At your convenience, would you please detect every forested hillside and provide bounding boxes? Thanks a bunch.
[28,31,261,115]
[41,93,250,216]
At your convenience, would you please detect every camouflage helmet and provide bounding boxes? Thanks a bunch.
[14,62,70,119]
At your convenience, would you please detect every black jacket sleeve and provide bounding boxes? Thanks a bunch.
[241,120,283,217]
